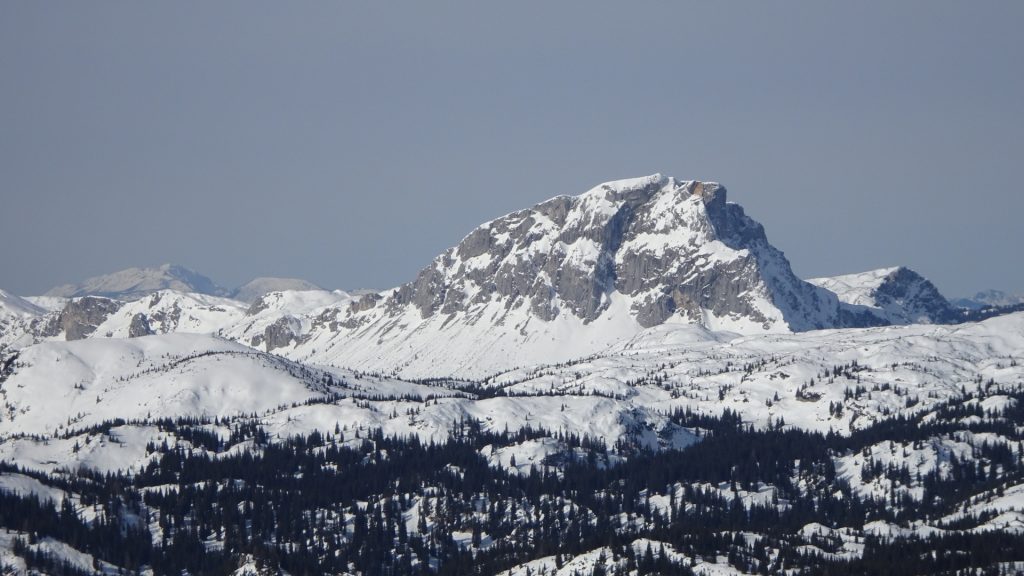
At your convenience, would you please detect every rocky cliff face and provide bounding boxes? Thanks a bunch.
[47,296,122,341]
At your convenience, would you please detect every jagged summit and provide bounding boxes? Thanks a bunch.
[45,264,227,301]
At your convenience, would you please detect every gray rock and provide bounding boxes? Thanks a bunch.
[263,316,300,351]
[51,297,122,341]
[129,313,154,338]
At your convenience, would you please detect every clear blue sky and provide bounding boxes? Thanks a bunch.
[2,2,1022,297]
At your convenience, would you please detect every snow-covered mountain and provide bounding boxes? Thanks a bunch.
[45,263,227,301]
[0,290,45,320]
[807,266,957,325]
[271,175,843,376]
[91,290,248,338]
[0,291,46,351]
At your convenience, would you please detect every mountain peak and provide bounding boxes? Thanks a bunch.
[808,266,956,325]
[575,174,724,207]
[397,173,828,331]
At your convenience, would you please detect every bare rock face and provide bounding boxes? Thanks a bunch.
[52,297,122,341]
[263,316,300,351]
[129,313,154,338]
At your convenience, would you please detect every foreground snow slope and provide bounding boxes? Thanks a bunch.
[3,311,1022,471]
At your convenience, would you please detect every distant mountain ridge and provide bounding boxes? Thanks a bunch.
[42,265,324,305]
[952,289,1024,310]
[45,264,228,301]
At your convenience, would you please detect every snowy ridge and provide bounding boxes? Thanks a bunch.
[92,290,248,338]
[222,289,354,352]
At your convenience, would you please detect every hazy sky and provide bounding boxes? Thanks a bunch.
[2,2,1022,297]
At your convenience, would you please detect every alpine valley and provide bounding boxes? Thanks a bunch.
[1,175,1023,575]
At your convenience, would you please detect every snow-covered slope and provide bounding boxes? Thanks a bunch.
[5,307,1023,456]
[0,291,46,351]
[0,290,45,320]
[91,290,247,338]
[808,266,957,325]
[484,311,1024,435]
[45,263,227,301]
[0,290,248,352]
[249,174,848,378]
[0,333,433,438]
[222,289,354,352]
